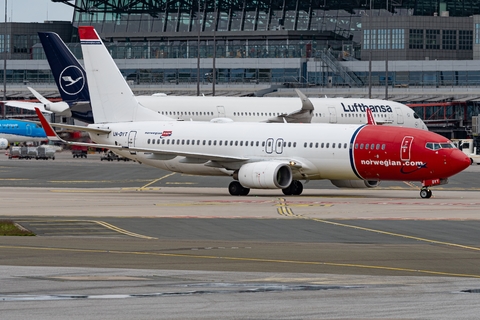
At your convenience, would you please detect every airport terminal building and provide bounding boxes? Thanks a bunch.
[2,0,480,138]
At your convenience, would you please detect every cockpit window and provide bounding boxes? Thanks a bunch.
[413,112,420,119]
[426,142,456,150]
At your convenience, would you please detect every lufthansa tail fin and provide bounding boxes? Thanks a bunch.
[38,32,91,104]
[78,26,169,124]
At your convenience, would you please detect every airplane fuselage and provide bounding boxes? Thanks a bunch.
[136,96,427,130]
[91,121,465,183]
[0,120,47,144]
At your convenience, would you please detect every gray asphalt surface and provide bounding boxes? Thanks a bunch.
[1,151,480,319]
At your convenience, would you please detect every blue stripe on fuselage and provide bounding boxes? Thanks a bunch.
[349,125,365,180]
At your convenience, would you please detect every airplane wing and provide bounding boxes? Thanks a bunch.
[34,107,248,162]
[3,101,51,113]
[266,89,314,123]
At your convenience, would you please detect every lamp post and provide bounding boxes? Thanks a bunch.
[212,1,217,96]
[196,0,201,96]
[3,0,7,118]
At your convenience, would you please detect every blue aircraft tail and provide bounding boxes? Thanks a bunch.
[38,32,94,123]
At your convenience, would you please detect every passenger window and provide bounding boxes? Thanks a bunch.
[304,142,307,148]
[344,143,347,148]
[213,140,217,146]
[315,142,318,148]
[321,142,324,148]
[326,143,329,148]
[219,141,222,146]
[235,141,238,146]
[371,143,375,149]
[288,142,291,147]
[162,140,165,145]
[240,141,243,146]
[230,141,234,146]
[382,144,385,150]
[208,140,212,146]
[157,139,161,144]
[376,144,380,150]
[167,140,170,145]
[203,140,206,145]
[332,143,336,148]
[365,144,369,150]
[293,142,297,148]
[147,139,151,144]
[181,139,185,145]
[256,141,259,147]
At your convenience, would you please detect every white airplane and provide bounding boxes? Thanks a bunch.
[6,31,426,130]
[34,26,469,198]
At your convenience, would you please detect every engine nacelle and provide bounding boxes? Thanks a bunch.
[45,101,72,117]
[237,162,292,189]
[330,179,380,189]
[0,138,8,150]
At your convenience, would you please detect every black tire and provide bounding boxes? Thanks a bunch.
[229,181,249,196]
[282,180,303,196]
[420,188,432,199]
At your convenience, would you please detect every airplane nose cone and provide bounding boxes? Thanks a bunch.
[448,149,471,175]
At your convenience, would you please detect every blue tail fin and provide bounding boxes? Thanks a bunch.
[38,32,94,123]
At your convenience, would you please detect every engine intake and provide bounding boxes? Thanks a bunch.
[330,179,379,189]
[0,138,8,150]
[237,162,292,189]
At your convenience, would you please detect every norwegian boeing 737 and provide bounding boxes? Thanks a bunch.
[34,26,468,199]
[8,31,426,131]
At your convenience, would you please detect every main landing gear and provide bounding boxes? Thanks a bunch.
[420,187,432,199]
[282,180,304,195]
[228,180,304,196]
[228,181,250,196]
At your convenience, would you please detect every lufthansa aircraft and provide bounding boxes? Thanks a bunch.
[8,31,426,131]
[34,26,469,199]
[0,120,46,149]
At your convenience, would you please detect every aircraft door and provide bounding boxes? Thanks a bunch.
[265,138,274,154]
[395,107,404,124]
[216,106,225,118]
[26,124,32,136]
[275,138,284,154]
[328,107,337,123]
[400,136,414,161]
[128,131,137,155]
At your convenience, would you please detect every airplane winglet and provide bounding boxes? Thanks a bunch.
[34,107,62,142]
[366,107,377,125]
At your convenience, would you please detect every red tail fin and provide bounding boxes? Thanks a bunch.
[366,108,377,125]
[34,107,61,141]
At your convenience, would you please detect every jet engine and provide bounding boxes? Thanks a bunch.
[330,179,379,189]
[44,101,72,117]
[0,138,8,150]
[237,162,292,189]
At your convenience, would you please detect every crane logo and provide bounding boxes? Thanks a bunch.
[59,65,85,96]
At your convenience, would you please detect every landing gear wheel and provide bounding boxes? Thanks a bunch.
[282,180,303,196]
[228,181,250,196]
[420,188,432,199]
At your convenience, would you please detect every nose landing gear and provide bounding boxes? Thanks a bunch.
[420,187,432,199]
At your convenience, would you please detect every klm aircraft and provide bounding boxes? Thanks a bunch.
[0,120,47,149]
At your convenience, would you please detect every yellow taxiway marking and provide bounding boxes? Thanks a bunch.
[22,219,156,240]
[0,244,479,278]
[137,172,176,190]
[277,198,480,253]
[90,220,157,239]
